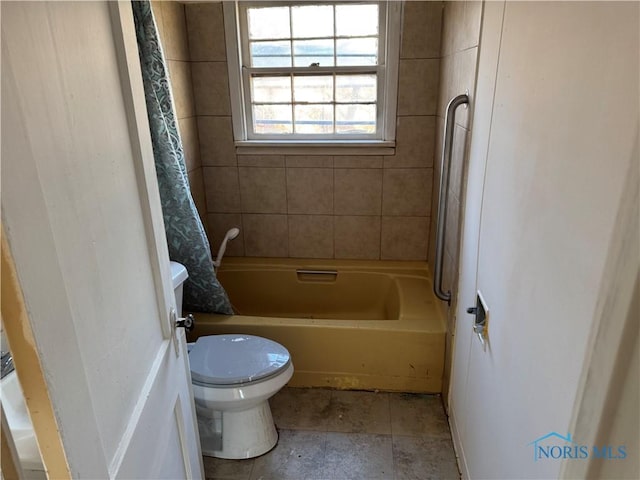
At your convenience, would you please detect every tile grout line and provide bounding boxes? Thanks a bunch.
[388,391,398,479]
[387,393,396,479]
[326,389,333,435]
[246,455,255,480]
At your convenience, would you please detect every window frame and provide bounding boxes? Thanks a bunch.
[223,0,401,153]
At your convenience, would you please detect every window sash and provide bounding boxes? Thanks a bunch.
[242,68,384,140]
[239,3,387,69]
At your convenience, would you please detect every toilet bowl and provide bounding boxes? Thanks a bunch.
[189,334,293,459]
[169,262,293,459]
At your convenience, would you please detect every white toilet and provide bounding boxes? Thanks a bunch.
[170,262,293,459]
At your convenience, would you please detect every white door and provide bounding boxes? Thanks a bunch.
[448,2,638,479]
[451,2,639,478]
[1,1,204,478]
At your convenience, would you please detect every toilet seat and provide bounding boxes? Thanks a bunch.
[189,334,291,387]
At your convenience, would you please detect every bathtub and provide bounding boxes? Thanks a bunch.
[189,258,446,393]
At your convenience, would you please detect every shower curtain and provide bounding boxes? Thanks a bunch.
[131,0,233,314]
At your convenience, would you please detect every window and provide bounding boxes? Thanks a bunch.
[224,1,401,151]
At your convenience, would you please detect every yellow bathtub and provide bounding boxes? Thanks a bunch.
[188,258,446,393]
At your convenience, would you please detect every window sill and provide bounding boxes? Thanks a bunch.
[234,140,396,156]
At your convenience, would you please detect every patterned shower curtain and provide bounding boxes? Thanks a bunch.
[131,1,233,314]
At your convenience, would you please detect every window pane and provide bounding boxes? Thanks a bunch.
[336,104,376,134]
[293,40,334,67]
[250,41,292,67]
[291,5,333,38]
[336,38,377,66]
[253,104,293,134]
[252,76,291,103]
[336,4,378,37]
[293,76,333,103]
[248,7,290,40]
[295,105,333,134]
[335,75,376,103]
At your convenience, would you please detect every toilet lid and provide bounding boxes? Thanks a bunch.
[189,335,291,386]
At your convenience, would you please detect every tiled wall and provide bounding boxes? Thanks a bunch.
[429,1,482,323]
[183,2,443,261]
[151,1,208,228]
[429,1,483,402]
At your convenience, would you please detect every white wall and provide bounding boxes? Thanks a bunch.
[450,2,639,478]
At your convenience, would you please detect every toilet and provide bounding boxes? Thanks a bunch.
[170,262,293,459]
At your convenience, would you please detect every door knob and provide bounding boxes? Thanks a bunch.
[175,314,195,332]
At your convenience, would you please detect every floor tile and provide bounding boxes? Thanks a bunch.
[323,432,394,479]
[250,429,327,480]
[203,455,254,480]
[270,387,332,431]
[204,389,459,480]
[390,393,451,439]
[326,390,391,434]
[392,435,460,480]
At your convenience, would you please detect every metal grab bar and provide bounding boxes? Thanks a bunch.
[434,93,469,305]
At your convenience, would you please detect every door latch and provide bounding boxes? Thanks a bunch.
[175,313,195,332]
[466,291,488,350]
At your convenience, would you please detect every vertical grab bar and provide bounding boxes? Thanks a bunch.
[434,94,469,304]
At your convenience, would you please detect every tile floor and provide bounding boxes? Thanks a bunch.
[203,388,460,480]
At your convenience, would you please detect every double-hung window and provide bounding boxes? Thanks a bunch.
[224,1,401,150]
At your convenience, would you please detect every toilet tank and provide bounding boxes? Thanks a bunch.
[170,261,189,316]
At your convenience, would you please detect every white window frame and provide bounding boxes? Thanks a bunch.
[223,0,401,154]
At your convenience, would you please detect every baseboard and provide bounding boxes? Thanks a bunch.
[449,407,471,479]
